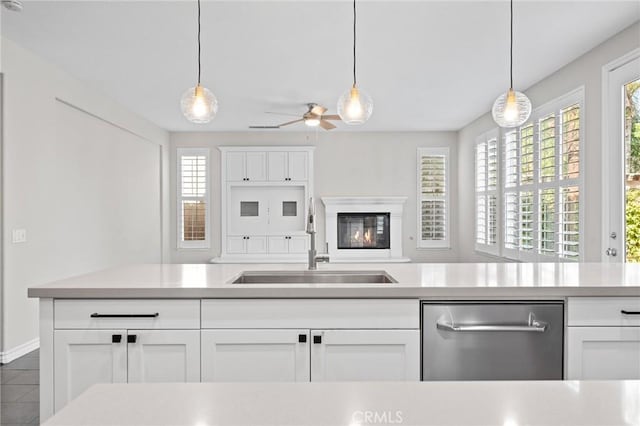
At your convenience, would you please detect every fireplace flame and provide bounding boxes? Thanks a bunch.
[364,230,372,244]
[353,230,360,241]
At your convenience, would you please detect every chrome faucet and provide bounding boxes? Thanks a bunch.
[306,197,329,270]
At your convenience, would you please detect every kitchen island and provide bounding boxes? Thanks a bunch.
[44,380,640,426]
[28,262,640,421]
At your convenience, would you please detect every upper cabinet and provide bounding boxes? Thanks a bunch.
[268,151,308,182]
[226,151,267,182]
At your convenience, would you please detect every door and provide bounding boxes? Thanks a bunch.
[567,327,640,379]
[54,330,127,411]
[127,330,200,383]
[310,330,420,382]
[245,152,266,181]
[227,236,246,254]
[288,151,308,181]
[268,236,289,254]
[246,236,267,254]
[605,54,640,262]
[267,151,288,182]
[201,329,310,382]
[226,152,245,182]
[288,236,308,254]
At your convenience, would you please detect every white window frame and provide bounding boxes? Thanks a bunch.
[474,128,501,256]
[500,87,585,262]
[417,147,450,249]
[177,147,211,249]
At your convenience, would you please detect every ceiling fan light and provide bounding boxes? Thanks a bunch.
[181,84,219,124]
[337,86,373,125]
[492,88,531,128]
[304,117,321,127]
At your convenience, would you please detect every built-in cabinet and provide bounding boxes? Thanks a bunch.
[567,297,640,379]
[218,146,314,262]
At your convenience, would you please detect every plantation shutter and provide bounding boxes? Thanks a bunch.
[178,148,210,248]
[418,148,449,248]
[475,131,499,255]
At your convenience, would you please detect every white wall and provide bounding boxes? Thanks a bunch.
[0,37,170,355]
[170,131,458,264]
[457,22,640,263]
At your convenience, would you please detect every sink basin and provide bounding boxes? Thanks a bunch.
[231,270,397,284]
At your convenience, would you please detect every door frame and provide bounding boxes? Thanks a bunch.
[601,48,640,262]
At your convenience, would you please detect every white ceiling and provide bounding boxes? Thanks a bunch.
[2,1,639,132]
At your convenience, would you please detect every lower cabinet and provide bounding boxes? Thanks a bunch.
[54,329,200,410]
[567,327,640,379]
[201,329,419,383]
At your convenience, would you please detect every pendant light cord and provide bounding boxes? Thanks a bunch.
[197,0,202,86]
[352,0,357,88]
[510,0,513,89]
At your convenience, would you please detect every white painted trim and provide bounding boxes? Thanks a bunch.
[601,48,640,262]
[0,337,39,364]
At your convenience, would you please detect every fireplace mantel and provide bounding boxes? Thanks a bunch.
[321,197,410,263]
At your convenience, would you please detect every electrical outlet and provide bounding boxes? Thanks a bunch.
[12,229,26,243]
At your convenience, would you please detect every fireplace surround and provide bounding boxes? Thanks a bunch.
[322,197,409,262]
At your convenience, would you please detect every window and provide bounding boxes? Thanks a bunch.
[475,129,499,256]
[177,148,210,249]
[501,88,584,261]
[417,147,450,248]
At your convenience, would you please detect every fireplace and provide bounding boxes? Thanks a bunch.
[322,197,409,262]
[337,213,390,249]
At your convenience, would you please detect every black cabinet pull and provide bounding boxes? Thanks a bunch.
[298,334,307,343]
[91,313,159,318]
[112,334,122,343]
[127,335,137,344]
[621,310,640,315]
[313,335,322,344]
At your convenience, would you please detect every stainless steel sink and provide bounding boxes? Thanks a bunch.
[231,270,397,284]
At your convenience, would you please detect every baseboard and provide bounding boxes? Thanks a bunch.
[0,338,40,364]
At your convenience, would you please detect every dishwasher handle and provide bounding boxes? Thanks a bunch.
[436,312,548,333]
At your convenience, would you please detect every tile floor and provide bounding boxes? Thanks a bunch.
[1,350,39,425]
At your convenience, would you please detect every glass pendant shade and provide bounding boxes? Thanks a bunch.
[181,85,218,124]
[337,86,373,125]
[492,88,532,128]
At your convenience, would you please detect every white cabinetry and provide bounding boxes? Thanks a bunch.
[201,299,420,383]
[218,146,314,262]
[567,297,640,379]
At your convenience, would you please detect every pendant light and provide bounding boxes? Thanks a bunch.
[337,0,373,125]
[492,0,531,128]
[181,0,218,124]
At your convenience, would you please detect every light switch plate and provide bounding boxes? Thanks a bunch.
[12,229,26,243]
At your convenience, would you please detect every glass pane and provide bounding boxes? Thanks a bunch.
[519,191,534,251]
[520,125,534,185]
[282,201,297,217]
[240,201,259,217]
[182,200,206,241]
[539,188,556,256]
[625,78,640,262]
[561,105,580,180]
[181,155,207,197]
[539,114,556,183]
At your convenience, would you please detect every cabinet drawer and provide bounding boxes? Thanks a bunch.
[55,299,200,329]
[202,299,419,329]
[568,297,640,326]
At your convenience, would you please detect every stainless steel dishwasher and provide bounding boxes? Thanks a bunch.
[422,301,563,380]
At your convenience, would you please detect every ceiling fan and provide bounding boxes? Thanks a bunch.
[250,103,341,131]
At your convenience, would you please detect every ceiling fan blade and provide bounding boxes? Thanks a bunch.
[310,105,327,116]
[321,114,341,121]
[319,120,336,130]
[278,118,304,127]
[249,125,281,129]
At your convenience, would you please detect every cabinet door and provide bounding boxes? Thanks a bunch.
[268,152,288,182]
[288,236,308,254]
[54,330,127,411]
[567,326,640,379]
[310,330,420,382]
[227,236,246,254]
[245,152,266,181]
[201,330,310,382]
[288,152,308,181]
[268,236,289,254]
[128,330,200,383]
[246,236,267,254]
[226,152,246,181]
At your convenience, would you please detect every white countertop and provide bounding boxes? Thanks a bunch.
[43,380,640,426]
[28,262,640,298]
